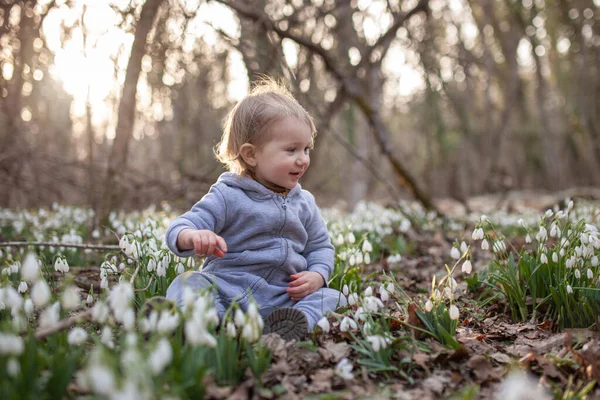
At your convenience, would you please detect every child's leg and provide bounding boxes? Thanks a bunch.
[293,287,347,330]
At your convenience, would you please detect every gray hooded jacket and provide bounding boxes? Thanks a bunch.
[165,173,334,286]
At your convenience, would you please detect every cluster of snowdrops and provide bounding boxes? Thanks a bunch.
[0,199,599,398]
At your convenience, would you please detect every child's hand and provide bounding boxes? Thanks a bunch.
[286,271,325,301]
[178,229,228,258]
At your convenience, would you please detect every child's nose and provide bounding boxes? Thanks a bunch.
[297,153,309,166]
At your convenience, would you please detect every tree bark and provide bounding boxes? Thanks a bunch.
[99,0,165,225]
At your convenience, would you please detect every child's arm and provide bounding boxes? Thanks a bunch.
[166,185,228,257]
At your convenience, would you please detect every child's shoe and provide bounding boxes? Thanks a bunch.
[263,307,308,341]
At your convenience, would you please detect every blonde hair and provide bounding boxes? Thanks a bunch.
[215,78,317,176]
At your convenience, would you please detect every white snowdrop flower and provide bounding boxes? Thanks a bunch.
[176,262,185,274]
[23,299,34,316]
[157,312,180,334]
[567,285,573,294]
[1,286,22,312]
[492,240,506,254]
[449,305,460,320]
[17,281,28,293]
[348,254,356,267]
[0,333,24,355]
[364,296,384,312]
[39,302,60,329]
[340,316,358,332]
[566,257,575,269]
[92,301,109,324]
[575,269,581,279]
[317,317,330,333]
[581,233,589,245]
[536,226,548,242]
[362,240,373,253]
[355,252,364,265]
[247,302,259,319]
[567,200,574,211]
[364,287,373,297]
[386,282,394,294]
[86,294,93,305]
[86,364,116,395]
[518,219,525,228]
[425,300,433,312]
[121,308,135,331]
[364,252,371,264]
[354,307,366,321]
[147,259,156,272]
[54,258,69,273]
[550,224,557,237]
[498,371,552,400]
[67,327,88,346]
[335,358,354,380]
[592,256,598,267]
[346,232,356,244]
[226,322,237,337]
[31,280,51,307]
[450,247,461,260]
[545,209,553,218]
[556,210,565,219]
[366,335,389,352]
[234,309,246,328]
[540,253,548,264]
[575,246,583,258]
[7,358,20,377]
[101,326,114,348]
[587,269,593,279]
[342,284,349,297]
[62,286,81,310]
[379,286,389,302]
[149,339,172,375]
[334,233,344,246]
[338,251,347,261]
[10,262,19,275]
[552,252,558,263]
[481,239,489,251]
[460,241,468,254]
[348,293,359,305]
[525,234,532,244]
[20,253,39,282]
[462,260,473,274]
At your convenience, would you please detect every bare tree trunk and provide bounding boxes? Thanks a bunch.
[99,0,165,225]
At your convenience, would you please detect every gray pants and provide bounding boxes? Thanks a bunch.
[166,270,347,330]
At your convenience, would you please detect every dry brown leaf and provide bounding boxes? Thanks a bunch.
[319,340,351,363]
[307,368,334,393]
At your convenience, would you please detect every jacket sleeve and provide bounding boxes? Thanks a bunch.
[165,185,227,257]
[301,191,335,285]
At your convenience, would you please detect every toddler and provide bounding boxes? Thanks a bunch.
[165,79,347,340]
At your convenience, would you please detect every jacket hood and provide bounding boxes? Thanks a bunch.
[216,172,303,199]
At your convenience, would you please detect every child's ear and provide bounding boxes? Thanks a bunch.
[239,143,258,167]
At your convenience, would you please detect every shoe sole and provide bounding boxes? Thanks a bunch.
[263,308,308,341]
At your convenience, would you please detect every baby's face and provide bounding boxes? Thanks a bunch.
[253,117,312,192]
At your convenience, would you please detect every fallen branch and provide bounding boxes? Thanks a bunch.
[0,241,120,250]
[35,308,94,340]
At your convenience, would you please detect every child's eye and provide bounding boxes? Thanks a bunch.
[287,148,296,153]
[304,147,310,154]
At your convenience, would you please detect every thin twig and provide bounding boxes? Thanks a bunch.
[35,308,93,340]
[129,262,142,285]
[134,277,154,292]
[0,241,120,250]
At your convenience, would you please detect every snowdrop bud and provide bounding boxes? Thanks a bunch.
[176,262,185,275]
[355,252,363,265]
[348,254,356,266]
[226,322,237,338]
[122,308,135,331]
[86,294,93,305]
[472,228,479,241]
[6,358,20,377]
[348,293,358,305]
[156,263,166,277]
[386,282,394,294]
[550,225,557,237]
[62,286,81,310]
[450,247,461,260]
[18,281,28,293]
[525,234,532,244]
[23,299,34,316]
[346,232,356,244]
[234,309,246,327]
[536,226,548,242]
[460,241,468,254]
[575,269,581,279]
[364,252,371,264]
[149,339,173,375]
[31,280,51,307]
[362,240,373,253]
[540,253,548,264]
[592,256,598,267]
[101,326,114,348]
[567,285,573,294]
[462,260,473,274]
[20,253,39,282]
[587,269,593,279]
[335,234,344,246]
[364,287,373,297]
[545,209,553,218]
[147,259,156,272]
[317,317,330,333]
[342,284,349,297]
[552,252,558,263]
[567,200,574,211]
[481,239,489,251]
[67,327,88,346]
[449,305,460,320]
[379,286,389,302]
[425,300,433,312]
